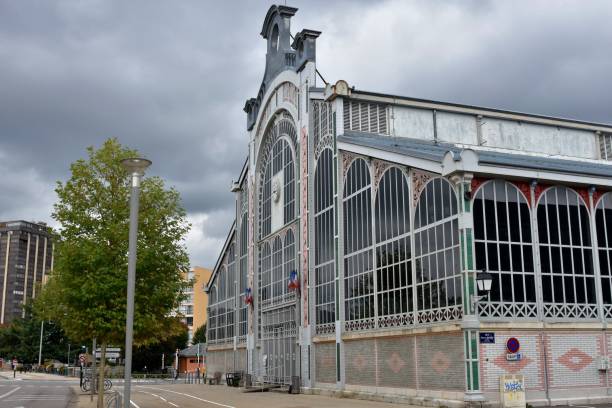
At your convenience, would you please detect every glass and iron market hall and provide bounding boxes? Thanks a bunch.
[205,5,612,406]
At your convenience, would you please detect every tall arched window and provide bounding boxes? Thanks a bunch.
[538,186,596,318]
[225,244,236,339]
[208,285,217,343]
[314,148,336,333]
[259,242,271,305]
[596,193,612,318]
[414,178,462,323]
[375,167,412,327]
[260,137,296,239]
[272,236,283,301]
[474,180,536,318]
[343,158,374,330]
[239,213,248,338]
[217,266,227,341]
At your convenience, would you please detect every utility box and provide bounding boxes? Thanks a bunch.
[500,374,526,408]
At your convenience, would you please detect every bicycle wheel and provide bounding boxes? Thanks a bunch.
[104,379,112,391]
[82,378,90,392]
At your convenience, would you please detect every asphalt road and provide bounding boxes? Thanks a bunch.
[0,379,74,408]
[118,383,410,408]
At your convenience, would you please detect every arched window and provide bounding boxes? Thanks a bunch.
[374,167,412,326]
[343,158,374,330]
[260,138,296,239]
[208,284,217,343]
[473,180,536,318]
[596,193,612,317]
[538,186,596,318]
[414,178,462,322]
[272,236,283,300]
[314,148,336,333]
[239,213,248,338]
[225,243,236,339]
[259,242,271,304]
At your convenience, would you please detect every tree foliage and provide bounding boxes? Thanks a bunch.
[192,323,206,345]
[35,139,190,406]
[132,322,188,372]
[0,306,71,365]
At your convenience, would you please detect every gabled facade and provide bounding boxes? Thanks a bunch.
[205,5,612,406]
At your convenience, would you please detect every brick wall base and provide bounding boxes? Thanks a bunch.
[480,329,612,406]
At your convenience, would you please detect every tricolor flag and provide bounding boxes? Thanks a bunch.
[245,288,254,305]
[288,270,299,290]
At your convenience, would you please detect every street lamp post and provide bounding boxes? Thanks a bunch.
[121,157,151,408]
[38,321,44,366]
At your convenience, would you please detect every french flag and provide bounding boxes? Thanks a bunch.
[288,270,299,290]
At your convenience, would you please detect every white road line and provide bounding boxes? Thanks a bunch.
[138,386,235,408]
[168,402,178,407]
[117,390,141,408]
[0,386,20,399]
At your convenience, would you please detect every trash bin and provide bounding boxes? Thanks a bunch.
[290,376,300,394]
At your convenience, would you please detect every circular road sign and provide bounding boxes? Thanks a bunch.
[506,337,520,354]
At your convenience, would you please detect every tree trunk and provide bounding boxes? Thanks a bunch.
[97,342,106,408]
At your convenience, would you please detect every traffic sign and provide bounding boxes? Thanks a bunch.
[79,354,86,363]
[506,337,520,354]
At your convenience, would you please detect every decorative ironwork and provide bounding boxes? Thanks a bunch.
[344,318,376,332]
[542,303,598,319]
[341,151,356,179]
[416,305,463,324]
[477,302,538,319]
[314,323,336,336]
[372,159,390,192]
[411,169,434,207]
[377,312,415,328]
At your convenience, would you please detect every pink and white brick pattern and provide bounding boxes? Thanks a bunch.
[547,332,603,388]
[480,332,543,391]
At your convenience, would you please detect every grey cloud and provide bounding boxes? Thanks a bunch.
[1,0,611,268]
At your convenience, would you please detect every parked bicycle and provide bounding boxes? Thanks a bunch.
[81,376,112,392]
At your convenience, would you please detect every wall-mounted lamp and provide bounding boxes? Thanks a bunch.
[471,270,493,311]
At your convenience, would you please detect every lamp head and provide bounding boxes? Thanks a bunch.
[476,271,493,294]
[121,157,152,175]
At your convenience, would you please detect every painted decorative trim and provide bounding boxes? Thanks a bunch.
[593,189,605,207]
[412,169,435,207]
[372,159,391,192]
[314,134,333,160]
[511,180,532,207]
[533,183,548,204]
[470,177,488,196]
[300,126,309,326]
[576,187,591,209]
[340,151,356,180]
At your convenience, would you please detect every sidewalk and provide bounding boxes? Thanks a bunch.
[0,370,78,381]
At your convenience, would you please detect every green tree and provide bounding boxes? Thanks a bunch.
[192,323,206,344]
[0,306,71,365]
[132,322,188,372]
[36,138,190,408]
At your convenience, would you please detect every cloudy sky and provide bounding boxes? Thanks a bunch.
[1,0,611,269]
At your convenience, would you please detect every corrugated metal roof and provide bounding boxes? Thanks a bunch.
[338,131,612,178]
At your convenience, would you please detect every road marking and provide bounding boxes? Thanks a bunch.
[0,386,20,399]
[138,386,235,408]
[169,403,179,407]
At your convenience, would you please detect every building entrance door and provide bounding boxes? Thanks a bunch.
[261,304,297,385]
